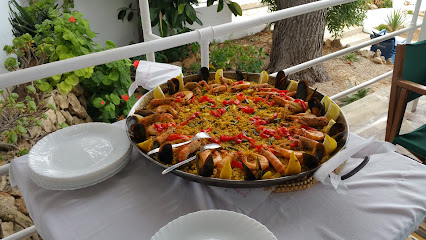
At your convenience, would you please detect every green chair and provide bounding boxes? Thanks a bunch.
[385,40,426,163]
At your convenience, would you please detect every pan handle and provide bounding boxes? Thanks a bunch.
[340,156,370,180]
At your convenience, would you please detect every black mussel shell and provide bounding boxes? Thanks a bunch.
[328,123,346,137]
[274,70,287,90]
[167,78,179,95]
[197,67,210,82]
[134,109,155,117]
[243,158,263,180]
[130,123,147,143]
[334,131,348,146]
[302,153,320,170]
[314,143,325,161]
[296,79,310,100]
[158,143,173,164]
[308,98,325,117]
[126,116,139,130]
[236,69,245,81]
[196,153,214,177]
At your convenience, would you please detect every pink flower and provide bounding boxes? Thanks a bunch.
[69,17,76,23]
[121,94,129,102]
[133,60,140,68]
[101,100,105,105]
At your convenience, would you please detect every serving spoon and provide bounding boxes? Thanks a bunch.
[161,143,221,175]
[147,132,212,155]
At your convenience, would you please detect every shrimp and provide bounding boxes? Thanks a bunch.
[156,105,179,118]
[212,151,223,166]
[287,113,329,127]
[211,85,228,94]
[140,113,161,126]
[150,98,174,107]
[242,152,269,171]
[184,82,199,91]
[230,81,251,92]
[272,95,304,113]
[178,139,201,162]
[216,152,236,172]
[198,80,211,90]
[159,113,175,123]
[262,150,286,175]
[273,147,303,159]
[219,76,233,84]
[155,127,176,145]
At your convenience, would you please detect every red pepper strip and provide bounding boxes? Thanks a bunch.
[220,135,238,142]
[254,144,268,153]
[294,99,308,112]
[238,106,255,114]
[290,141,299,148]
[260,133,269,138]
[198,96,216,104]
[238,81,244,84]
[262,128,282,139]
[252,97,275,106]
[190,97,195,103]
[273,113,279,119]
[210,108,227,117]
[222,100,240,105]
[277,127,290,137]
[287,135,299,148]
[300,125,318,131]
[167,134,189,141]
[231,160,244,170]
[236,116,241,120]
[236,93,247,101]
[153,123,174,132]
[200,127,213,133]
[179,112,200,126]
[210,137,221,144]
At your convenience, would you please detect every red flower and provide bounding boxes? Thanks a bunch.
[133,60,140,68]
[101,100,105,105]
[69,17,76,23]
[117,115,125,120]
[121,94,129,102]
[137,96,142,100]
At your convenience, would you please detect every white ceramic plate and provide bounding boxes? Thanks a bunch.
[150,210,277,240]
[29,123,131,190]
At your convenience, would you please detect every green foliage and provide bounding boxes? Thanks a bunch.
[385,10,407,32]
[209,40,266,73]
[58,122,69,129]
[342,53,358,62]
[17,148,30,156]
[183,62,201,75]
[376,24,390,31]
[261,0,367,39]
[407,10,413,15]
[339,81,371,106]
[377,0,392,8]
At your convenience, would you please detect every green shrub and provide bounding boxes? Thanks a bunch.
[408,10,413,15]
[339,81,371,106]
[342,53,358,62]
[385,10,407,32]
[376,24,390,31]
[378,0,392,8]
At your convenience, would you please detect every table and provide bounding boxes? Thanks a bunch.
[9,122,426,240]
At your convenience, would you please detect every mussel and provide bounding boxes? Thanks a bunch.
[134,109,155,117]
[243,158,263,180]
[302,153,320,169]
[328,123,346,138]
[126,115,140,128]
[197,67,210,82]
[196,151,214,177]
[129,122,147,143]
[236,69,245,81]
[274,70,287,90]
[157,143,173,164]
[308,98,325,117]
[167,78,180,95]
[296,79,310,100]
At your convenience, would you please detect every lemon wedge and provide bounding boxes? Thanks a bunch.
[153,85,165,99]
[176,73,184,91]
[261,171,272,180]
[215,69,223,84]
[272,172,281,179]
[323,134,337,155]
[259,70,269,84]
[219,156,232,180]
[286,80,298,92]
[321,95,332,112]
[322,119,336,133]
[285,152,301,175]
[138,138,153,152]
[324,102,340,121]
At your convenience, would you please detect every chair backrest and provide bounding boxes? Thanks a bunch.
[401,40,426,101]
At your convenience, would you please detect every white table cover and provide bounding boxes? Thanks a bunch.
[9,122,426,240]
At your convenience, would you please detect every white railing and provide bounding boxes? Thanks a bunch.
[0,0,424,238]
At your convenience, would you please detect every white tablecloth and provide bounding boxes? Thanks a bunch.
[9,122,426,240]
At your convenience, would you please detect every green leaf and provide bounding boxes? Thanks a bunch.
[51,74,62,82]
[129,2,133,8]
[7,131,18,144]
[110,93,120,105]
[10,93,19,100]
[217,0,224,12]
[27,85,36,93]
[105,103,116,113]
[59,122,69,129]
[17,149,29,157]
[65,74,79,86]
[127,11,134,21]
[80,46,89,54]
[35,119,42,126]
[58,81,73,94]
[118,10,126,20]
[28,100,36,111]
[56,45,68,55]
[102,76,112,85]
[105,40,116,49]
[178,4,185,15]
[109,70,119,81]
[42,113,48,119]
[15,102,25,109]
[207,0,214,6]
[36,80,53,93]
[227,2,242,16]
[185,4,197,21]
[48,104,56,110]
[16,125,27,134]
[93,97,105,108]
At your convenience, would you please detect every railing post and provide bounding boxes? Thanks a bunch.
[405,0,422,43]
[139,0,156,62]
[197,27,215,68]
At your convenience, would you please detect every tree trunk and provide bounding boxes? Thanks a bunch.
[267,0,331,84]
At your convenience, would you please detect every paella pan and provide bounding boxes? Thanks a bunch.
[126,69,349,188]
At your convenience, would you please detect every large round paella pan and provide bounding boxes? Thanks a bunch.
[126,69,349,188]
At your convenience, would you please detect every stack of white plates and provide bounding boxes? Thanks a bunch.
[28,122,132,190]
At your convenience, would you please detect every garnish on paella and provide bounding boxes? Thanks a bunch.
[127,69,346,181]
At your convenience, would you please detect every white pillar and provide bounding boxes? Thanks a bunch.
[139,0,156,62]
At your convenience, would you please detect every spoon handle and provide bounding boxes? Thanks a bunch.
[147,139,193,155]
[162,156,196,175]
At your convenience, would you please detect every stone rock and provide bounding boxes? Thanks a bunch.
[374,49,382,58]
[386,58,393,65]
[183,54,197,69]
[0,176,7,192]
[55,110,66,128]
[45,95,57,111]
[68,93,88,119]
[14,211,33,228]
[46,109,57,128]
[41,118,53,133]
[78,96,87,109]
[367,3,378,9]
[0,192,17,221]
[360,50,374,58]
[324,39,332,48]
[73,116,84,125]
[14,198,28,216]
[29,126,42,139]
[404,0,410,5]
[0,222,14,238]
[52,91,69,110]
[372,57,383,64]
[85,115,93,123]
[60,110,74,125]
[331,39,343,49]
[71,84,84,97]
[380,56,386,62]
[170,61,183,67]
